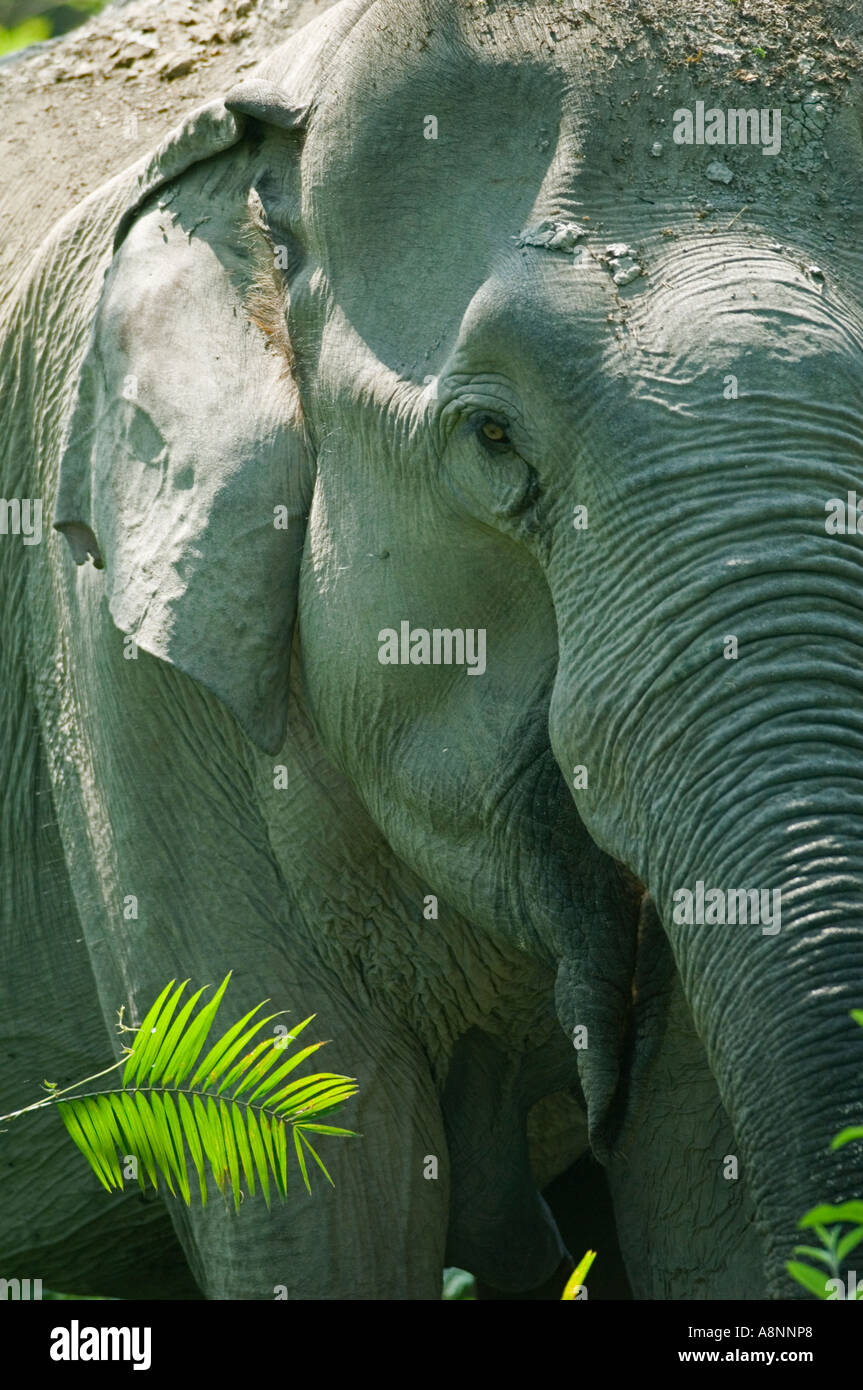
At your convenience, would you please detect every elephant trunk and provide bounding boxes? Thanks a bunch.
[547,497,863,1297]
[565,693,863,1294]
[654,787,863,1298]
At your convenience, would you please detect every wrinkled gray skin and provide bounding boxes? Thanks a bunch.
[2,0,863,1300]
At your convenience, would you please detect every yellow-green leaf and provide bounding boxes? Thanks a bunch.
[832,1127,863,1150]
[131,981,188,1088]
[220,1100,241,1210]
[231,1103,256,1197]
[800,1202,863,1228]
[58,1103,112,1193]
[160,1092,191,1204]
[561,1250,596,1300]
[170,975,233,1085]
[786,1261,833,1299]
[293,1124,311,1195]
[134,1094,176,1195]
[297,1129,335,1188]
[122,980,176,1087]
[188,1005,274,1090]
[117,1091,159,1190]
[178,1093,207,1206]
[151,987,206,1085]
[245,1108,271,1208]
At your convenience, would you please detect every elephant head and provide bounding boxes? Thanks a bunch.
[49,0,863,1296]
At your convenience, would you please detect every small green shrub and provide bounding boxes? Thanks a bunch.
[787,1011,863,1299]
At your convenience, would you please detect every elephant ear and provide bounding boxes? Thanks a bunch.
[54,94,313,755]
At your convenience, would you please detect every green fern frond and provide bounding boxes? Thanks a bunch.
[0,974,358,1208]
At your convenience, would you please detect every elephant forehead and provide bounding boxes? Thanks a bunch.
[298,6,584,374]
[624,246,863,404]
[441,244,863,414]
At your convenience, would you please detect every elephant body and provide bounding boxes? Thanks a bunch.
[2,0,863,1299]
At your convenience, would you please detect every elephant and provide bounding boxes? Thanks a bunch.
[2,0,863,1300]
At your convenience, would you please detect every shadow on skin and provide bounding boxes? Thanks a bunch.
[474,1152,634,1300]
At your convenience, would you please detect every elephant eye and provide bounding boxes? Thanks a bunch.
[477,416,512,450]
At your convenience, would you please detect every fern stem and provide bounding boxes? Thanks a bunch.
[1,1080,352,1128]
[0,1057,128,1123]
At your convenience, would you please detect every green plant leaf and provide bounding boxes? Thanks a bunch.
[3,974,357,1208]
[206,1096,228,1197]
[116,1092,158,1190]
[132,980,189,1087]
[294,1124,359,1137]
[786,1261,833,1299]
[57,1103,112,1192]
[94,1096,126,1188]
[276,1117,288,1198]
[108,1094,147,1192]
[232,1102,256,1198]
[122,980,176,1087]
[293,1124,311,1195]
[792,1245,836,1267]
[245,1108,271,1209]
[169,974,233,1085]
[304,1086,359,1121]
[832,1127,863,1150]
[150,986,207,1084]
[242,1040,326,1105]
[135,1092,176,1195]
[81,1098,123,1190]
[0,17,52,58]
[160,1093,191,1205]
[187,1000,278,1091]
[193,1093,221,1197]
[194,1094,224,1196]
[837,1226,863,1263]
[561,1250,597,1300]
[220,1099,242,1211]
[442,1268,476,1300]
[298,1128,335,1187]
[177,1093,207,1206]
[800,1202,863,1229]
[271,1075,357,1117]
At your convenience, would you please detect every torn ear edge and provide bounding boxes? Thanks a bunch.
[56,520,104,569]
